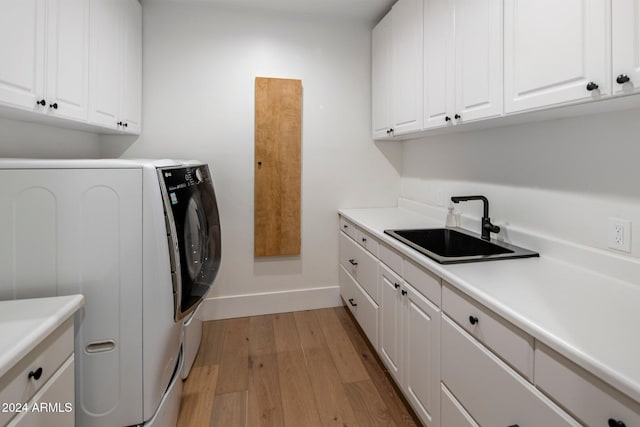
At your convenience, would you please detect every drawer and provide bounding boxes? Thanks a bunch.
[442,283,533,379]
[0,319,74,427]
[339,232,378,302]
[403,258,441,307]
[379,242,403,275]
[535,342,640,427]
[355,228,379,257]
[441,383,479,427]
[441,316,580,427]
[8,355,74,427]
[339,265,378,348]
[339,216,357,240]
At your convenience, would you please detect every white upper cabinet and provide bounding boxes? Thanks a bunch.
[423,0,454,128]
[372,0,423,138]
[0,0,88,120]
[504,0,610,113]
[424,0,502,129]
[392,0,424,135]
[46,0,90,121]
[372,12,393,139]
[454,0,502,122]
[0,0,45,111]
[612,0,640,95]
[89,0,141,133]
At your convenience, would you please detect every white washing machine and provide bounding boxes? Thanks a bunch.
[0,159,221,426]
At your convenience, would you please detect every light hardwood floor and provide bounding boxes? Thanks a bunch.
[177,306,421,427]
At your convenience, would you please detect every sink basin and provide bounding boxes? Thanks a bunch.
[384,227,539,264]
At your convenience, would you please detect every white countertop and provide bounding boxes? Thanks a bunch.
[339,206,640,404]
[0,295,84,379]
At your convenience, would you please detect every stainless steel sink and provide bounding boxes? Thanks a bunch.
[384,227,539,264]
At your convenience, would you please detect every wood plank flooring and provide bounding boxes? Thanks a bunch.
[177,307,421,427]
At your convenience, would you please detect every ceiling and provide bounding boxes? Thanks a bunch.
[165,0,396,23]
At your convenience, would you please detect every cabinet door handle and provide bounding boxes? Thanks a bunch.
[469,315,479,325]
[36,99,46,106]
[445,116,451,122]
[343,224,348,229]
[401,289,407,296]
[348,298,357,307]
[454,114,461,119]
[608,419,626,427]
[616,74,630,84]
[362,237,367,243]
[123,122,128,128]
[117,121,123,126]
[586,81,599,91]
[507,425,520,427]
[348,259,358,266]
[49,102,58,109]
[28,367,43,380]
[394,282,400,289]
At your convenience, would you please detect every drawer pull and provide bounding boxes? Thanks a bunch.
[343,224,348,229]
[508,425,520,427]
[28,367,43,381]
[608,419,626,427]
[362,237,367,243]
[348,259,358,266]
[348,298,357,307]
[401,290,407,296]
[469,315,479,325]
[394,282,400,289]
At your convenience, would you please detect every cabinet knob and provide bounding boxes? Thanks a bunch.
[616,74,630,84]
[389,128,394,134]
[445,116,451,122]
[49,102,58,110]
[608,419,626,427]
[401,289,407,296]
[36,99,46,106]
[469,315,479,325]
[586,81,599,91]
[507,425,520,427]
[348,298,357,307]
[28,367,43,380]
[394,282,400,289]
[343,224,348,229]
[454,114,461,119]
[123,122,128,128]
[117,121,123,126]
[348,259,358,266]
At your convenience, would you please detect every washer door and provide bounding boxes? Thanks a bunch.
[160,165,221,320]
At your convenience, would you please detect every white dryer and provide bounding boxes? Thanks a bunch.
[0,159,221,426]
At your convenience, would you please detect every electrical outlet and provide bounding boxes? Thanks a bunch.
[607,218,632,253]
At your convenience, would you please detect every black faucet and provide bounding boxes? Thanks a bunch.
[450,195,500,241]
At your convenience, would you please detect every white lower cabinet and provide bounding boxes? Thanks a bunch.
[535,342,640,427]
[379,263,403,382]
[339,264,379,348]
[442,316,580,427]
[402,280,440,427]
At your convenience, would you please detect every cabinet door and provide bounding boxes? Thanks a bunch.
[0,0,45,111]
[504,0,610,113]
[89,0,122,129]
[379,264,402,382]
[46,0,90,121]
[403,283,440,427]
[423,0,454,129]
[372,12,393,139]
[392,0,423,135]
[120,0,142,133]
[613,0,640,95]
[454,0,502,122]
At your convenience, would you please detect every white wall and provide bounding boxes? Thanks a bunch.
[0,117,100,158]
[401,108,640,259]
[101,1,402,317]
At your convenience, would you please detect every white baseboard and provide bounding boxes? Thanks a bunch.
[199,286,343,320]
